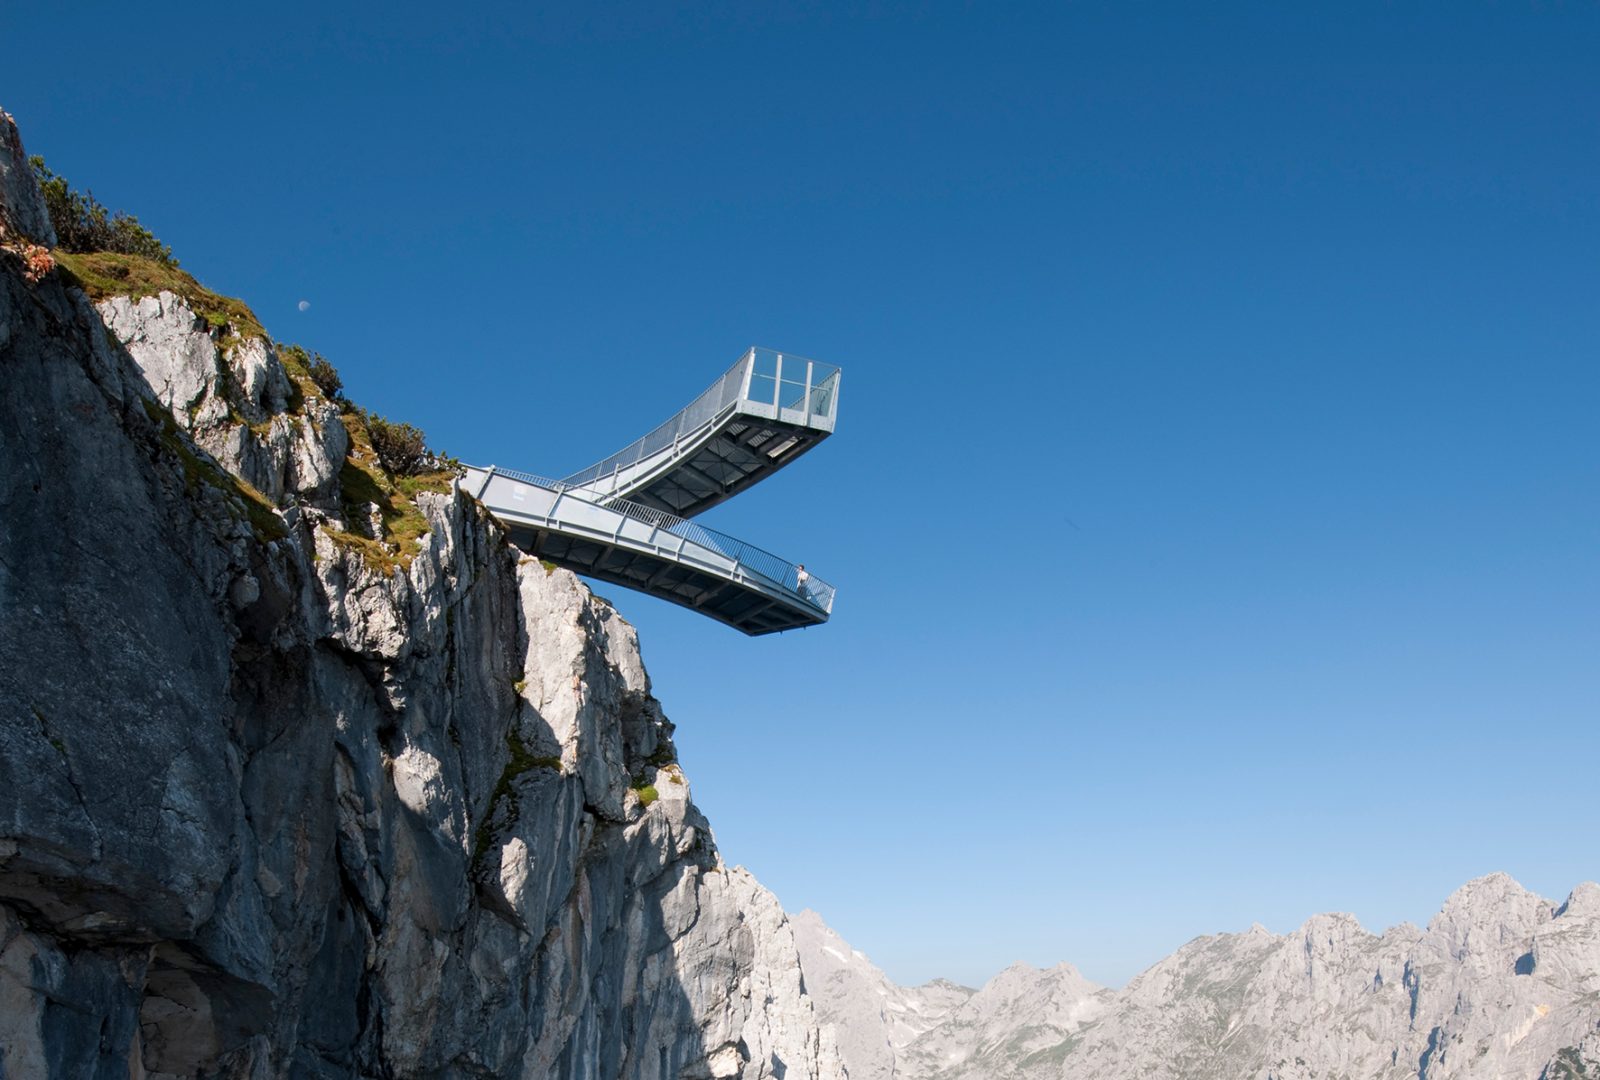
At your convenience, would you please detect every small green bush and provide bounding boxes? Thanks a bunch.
[363,411,434,477]
[307,354,343,400]
[31,157,175,265]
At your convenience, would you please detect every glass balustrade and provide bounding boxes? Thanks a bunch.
[560,347,839,492]
[476,467,835,614]
[740,347,839,420]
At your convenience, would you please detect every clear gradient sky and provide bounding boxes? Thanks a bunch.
[7,2,1597,989]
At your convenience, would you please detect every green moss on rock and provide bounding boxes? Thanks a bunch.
[140,399,287,542]
[472,728,562,867]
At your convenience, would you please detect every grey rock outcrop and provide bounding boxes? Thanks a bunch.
[99,293,346,505]
[800,875,1600,1080]
[0,109,54,246]
[0,155,838,1076]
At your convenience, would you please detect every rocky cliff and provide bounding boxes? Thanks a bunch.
[796,875,1600,1080]
[0,111,839,1079]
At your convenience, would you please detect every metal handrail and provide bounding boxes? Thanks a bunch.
[482,466,836,614]
[559,347,840,493]
[559,354,751,490]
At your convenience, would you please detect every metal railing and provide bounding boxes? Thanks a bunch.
[744,348,841,417]
[559,347,840,493]
[482,466,836,614]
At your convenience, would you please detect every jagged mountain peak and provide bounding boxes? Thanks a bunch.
[1290,908,1377,956]
[1557,880,1600,918]
[977,959,1102,1003]
[1434,870,1545,919]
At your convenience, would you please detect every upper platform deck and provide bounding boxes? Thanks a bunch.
[560,347,839,517]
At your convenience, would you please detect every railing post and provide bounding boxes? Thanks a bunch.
[773,354,782,408]
[740,349,755,404]
[804,361,814,422]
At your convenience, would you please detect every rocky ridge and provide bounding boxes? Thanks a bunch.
[0,111,840,1079]
[788,911,975,1079]
[796,874,1600,1080]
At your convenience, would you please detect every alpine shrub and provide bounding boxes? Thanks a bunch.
[363,412,435,477]
[31,156,175,265]
[307,354,344,400]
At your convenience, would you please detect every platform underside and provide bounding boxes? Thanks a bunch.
[599,415,830,517]
[507,525,824,635]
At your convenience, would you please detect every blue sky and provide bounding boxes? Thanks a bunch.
[8,2,1597,988]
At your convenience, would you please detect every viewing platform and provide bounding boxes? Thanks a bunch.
[561,347,840,517]
[463,348,839,635]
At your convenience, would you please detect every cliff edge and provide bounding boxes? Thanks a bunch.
[0,111,840,1079]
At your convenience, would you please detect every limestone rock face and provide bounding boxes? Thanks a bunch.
[801,875,1600,1080]
[0,109,54,245]
[99,293,347,506]
[0,174,837,1076]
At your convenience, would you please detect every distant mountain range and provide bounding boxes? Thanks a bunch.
[794,873,1600,1079]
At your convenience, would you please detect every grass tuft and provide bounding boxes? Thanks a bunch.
[630,771,664,807]
[330,408,458,573]
[54,251,266,343]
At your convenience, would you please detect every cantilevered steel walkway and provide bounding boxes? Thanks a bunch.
[561,346,840,515]
[463,347,839,635]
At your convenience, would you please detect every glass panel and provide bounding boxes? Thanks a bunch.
[747,373,778,405]
[809,371,838,418]
[775,355,804,410]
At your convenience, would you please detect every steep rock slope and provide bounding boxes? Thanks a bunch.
[0,114,839,1080]
[793,905,1116,1080]
[802,876,1600,1080]
[892,960,1109,1080]
[791,910,974,1080]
